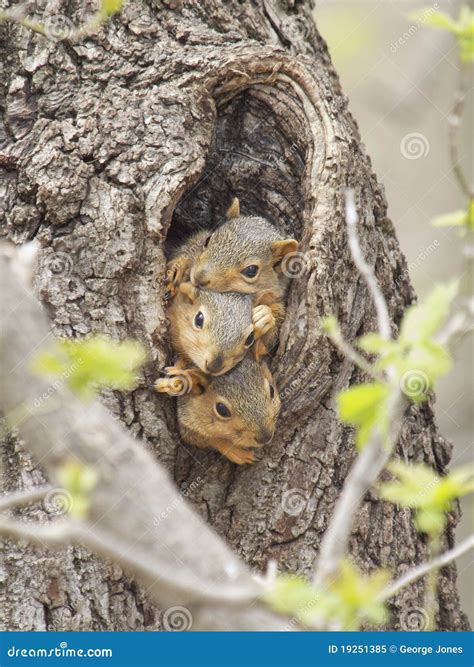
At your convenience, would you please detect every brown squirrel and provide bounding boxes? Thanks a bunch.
[165,198,298,358]
[155,356,281,464]
[166,281,274,375]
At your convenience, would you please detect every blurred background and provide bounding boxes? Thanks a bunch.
[313,0,473,622]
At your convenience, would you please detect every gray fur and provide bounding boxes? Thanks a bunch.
[207,216,282,269]
[200,289,252,351]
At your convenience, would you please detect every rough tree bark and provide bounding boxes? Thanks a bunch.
[0,0,468,631]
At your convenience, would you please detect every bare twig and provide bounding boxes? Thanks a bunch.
[313,393,406,586]
[325,327,383,381]
[381,535,474,601]
[344,189,391,341]
[0,485,51,512]
[314,192,403,586]
[448,64,473,199]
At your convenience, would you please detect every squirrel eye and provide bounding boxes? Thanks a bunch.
[194,311,204,328]
[270,385,275,400]
[215,402,231,418]
[203,235,211,248]
[244,331,255,347]
[241,264,259,279]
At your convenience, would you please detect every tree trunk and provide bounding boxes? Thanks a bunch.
[0,0,468,631]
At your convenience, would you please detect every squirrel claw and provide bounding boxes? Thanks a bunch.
[164,258,191,301]
[253,304,275,338]
[225,447,256,465]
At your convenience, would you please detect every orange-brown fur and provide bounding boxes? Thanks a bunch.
[155,357,281,464]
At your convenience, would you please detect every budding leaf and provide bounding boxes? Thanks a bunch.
[56,460,98,519]
[263,563,390,631]
[379,461,474,536]
[432,210,467,228]
[320,315,340,337]
[32,335,147,399]
[101,0,124,16]
[263,575,318,619]
[409,10,457,32]
[399,281,458,345]
[410,5,474,62]
[337,382,390,449]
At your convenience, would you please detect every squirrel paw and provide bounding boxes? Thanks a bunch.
[155,369,193,396]
[224,447,256,465]
[164,258,191,301]
[253,304,276,339]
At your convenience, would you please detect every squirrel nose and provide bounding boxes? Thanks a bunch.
[206,354,224,374]
[256,427,274,445]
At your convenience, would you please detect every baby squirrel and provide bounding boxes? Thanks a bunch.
[165,198,298,358]
[167,281,277,375]
[155,356,281,465]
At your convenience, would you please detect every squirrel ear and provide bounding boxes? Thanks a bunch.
[271,239,299,261]
[187,369,209,395]
[226,197,240,219]
[178,282,199,303]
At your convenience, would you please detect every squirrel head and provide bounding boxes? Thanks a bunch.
[177,357,281,450]
[168,282,255,375]
[190,199,298,295]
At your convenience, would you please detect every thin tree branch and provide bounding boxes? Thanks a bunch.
[381,535,474,601]
[344,189,391,341]
[0,485,51,512]
[313,393,406,586]
[313,192,403,586]
[325,327,383,382]
[448,63,473,199]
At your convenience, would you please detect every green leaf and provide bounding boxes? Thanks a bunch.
[399,281,458,345]
[357,333,396,355]
[469,200,474,231]
[262,575,318,618]
[100,0,124,16]
[56,460,98,519]
[32,335,147,399]
[379,461,474,536]
[379,460,439,507]
[337,382,390,449]
[397,341,452,401]
[408,10,457,32]
[432,210,467,227]
[321,315,340,337]
[409,6,474,61]
[415,508,445,535]
[263,563,390,631]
